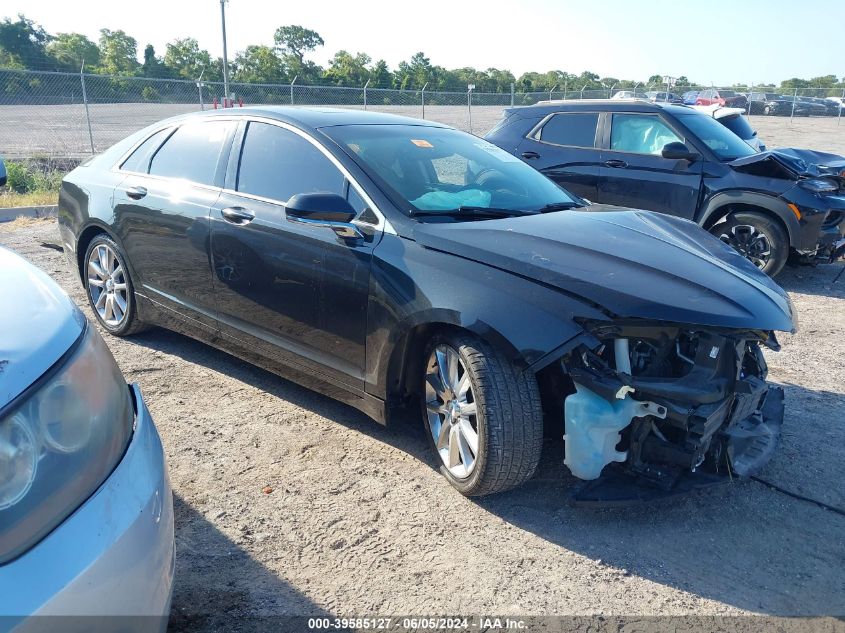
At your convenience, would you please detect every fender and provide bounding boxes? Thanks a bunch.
[696,190,800,248]
[364,234,608,402]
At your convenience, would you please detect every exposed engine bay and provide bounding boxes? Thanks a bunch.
[559,321,785,504]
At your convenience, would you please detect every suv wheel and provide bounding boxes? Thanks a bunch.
[84,234,147,336]
[711,211,788,276]
[421,332,543,496]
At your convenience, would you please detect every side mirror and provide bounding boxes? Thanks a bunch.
[661,141,699,162]
[0,159,6,187]
[285,193,363,240]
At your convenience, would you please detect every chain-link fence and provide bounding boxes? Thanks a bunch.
[1,67,844,159]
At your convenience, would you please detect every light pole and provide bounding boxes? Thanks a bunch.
[220,0,230,101]
[467,84,475,133]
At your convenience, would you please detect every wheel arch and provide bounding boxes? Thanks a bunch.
[384,315,530,410]
[75,221,118,281]
[698,191,799,248]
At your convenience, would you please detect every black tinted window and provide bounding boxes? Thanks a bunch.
[537,113,598,147]
[120,128,171,173]
[719,114,755,140]
[237,122,344,202]
[149,121,231,185]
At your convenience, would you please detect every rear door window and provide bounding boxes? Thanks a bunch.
[149,120,233,186]
[536,113,598,147]
[609,114,683,155]
[236,122,345,203]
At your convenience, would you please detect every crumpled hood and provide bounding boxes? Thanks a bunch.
[730,148,845,181]
[413,207,796,332]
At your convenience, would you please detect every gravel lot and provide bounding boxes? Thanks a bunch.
[1,218,844,630]
[1,102,844,159]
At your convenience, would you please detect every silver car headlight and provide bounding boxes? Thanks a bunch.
[0,325,133,564]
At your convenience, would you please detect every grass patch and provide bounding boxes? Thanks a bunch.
[0,190,58,208]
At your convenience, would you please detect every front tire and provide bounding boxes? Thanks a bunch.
[421,332,543,496]
[84,234,146,336]
[710,211,789,276]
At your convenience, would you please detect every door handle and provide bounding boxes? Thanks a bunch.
[604,159,628,169]
[125,185,148,200]
[521,151,541,160]
[220,206,255,225]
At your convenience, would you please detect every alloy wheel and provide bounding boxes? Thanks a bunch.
[424,344,479,479]
[718,224,772,269]
[87,243,129,326]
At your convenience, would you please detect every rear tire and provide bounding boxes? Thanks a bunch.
[83,234,147,336]
[421,331,543,496]
[710,211,789,276]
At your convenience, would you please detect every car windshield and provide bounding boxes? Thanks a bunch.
[676,112,757,161]
[324,124,577,216]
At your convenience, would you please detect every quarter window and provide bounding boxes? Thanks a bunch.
[536,113,598,147]
[236,122,344,202]
[120,128,171,173]
[148,120,232,185]
[609,114,683,156]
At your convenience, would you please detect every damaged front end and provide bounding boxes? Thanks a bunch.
[560,321,785,505]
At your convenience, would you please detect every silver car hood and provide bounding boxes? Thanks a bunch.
[0,247,85,409]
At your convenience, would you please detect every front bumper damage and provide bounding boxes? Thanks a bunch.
[560,322,785,505]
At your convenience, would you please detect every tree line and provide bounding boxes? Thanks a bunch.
[1,14,843,95]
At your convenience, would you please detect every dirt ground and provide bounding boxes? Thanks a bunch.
[1,218,844,630]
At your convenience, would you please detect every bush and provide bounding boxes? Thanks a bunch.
[4,160,65,194]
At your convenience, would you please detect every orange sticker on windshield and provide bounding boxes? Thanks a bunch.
[411,139,433,148]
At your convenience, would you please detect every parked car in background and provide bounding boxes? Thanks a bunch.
[682,90,699,105]
[645,91,683,104]
[825,96,845,111]
[485,100,845,276]
[0,248,174,629]
[692,105,766,151]
[57,107,798,502]
[778,95,813,117]
[748,92,789,116]
[695,89,748,108]
[611,90,648,99]
[0,156,6,186]
[799,96,839,116]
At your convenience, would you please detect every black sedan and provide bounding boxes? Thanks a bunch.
[58,107,794,501]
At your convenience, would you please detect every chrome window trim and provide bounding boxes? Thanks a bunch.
[225,116,393,234]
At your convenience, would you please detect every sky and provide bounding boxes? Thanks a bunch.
[3,0,843,85]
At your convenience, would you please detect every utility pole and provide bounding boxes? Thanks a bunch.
[220,0,230,101]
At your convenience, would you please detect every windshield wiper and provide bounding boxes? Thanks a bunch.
[411,206,535,219]
[537,201,583,213]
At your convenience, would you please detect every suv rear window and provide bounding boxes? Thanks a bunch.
[719,114,755,141]
[536,113,598,148]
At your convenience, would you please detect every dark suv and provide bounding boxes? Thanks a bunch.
[485,101,845,275]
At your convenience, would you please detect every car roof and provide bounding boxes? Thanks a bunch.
[503,100,696,118]
[168,106,450,131]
